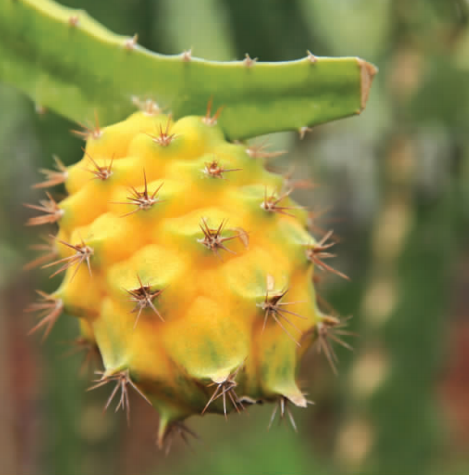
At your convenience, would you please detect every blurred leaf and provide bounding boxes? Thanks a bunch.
[157,0,234,60]
[298,0,391,60]
[223,0,324,60]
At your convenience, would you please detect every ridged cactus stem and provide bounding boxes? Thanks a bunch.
[0,0,376,139]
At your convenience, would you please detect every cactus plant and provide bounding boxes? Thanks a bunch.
[0,0,376,139]
[1,0,377,449]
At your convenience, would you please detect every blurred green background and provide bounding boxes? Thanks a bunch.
[1,0,469,474]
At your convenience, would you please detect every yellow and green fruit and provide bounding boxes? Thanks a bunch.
[26,106,347,447]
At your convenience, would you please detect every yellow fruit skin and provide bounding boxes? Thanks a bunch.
[40,110,325,442]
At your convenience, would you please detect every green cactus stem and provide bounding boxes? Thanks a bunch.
[0,0,377,140]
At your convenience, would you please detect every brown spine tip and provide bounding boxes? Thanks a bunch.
[202,97,224,126]
[82,148,113,180]
[261,188,304,218]
[111,170,164,216]
[203,159,241,179]
[246,141,287,159]
[26,290,64,341]
[268,395,312,431]
[126,274,164,327]
[132,97,161,116]
[181,48,192,62]
[124,34,138,50]
[358,58,378,111]
[306,230,350,281]
[88,369,151,425]
[71,111,102,140]
[147,116,176,146]
[306,50,318,63]
[299,126,312,140]
[24,192,64,226]
[202,366,244,418]
[42,237,94,281]
[197,218,245,259]
[313,315,355,374]
[68,15,79,27]
[257,280,306,346]
[243,53,258,68]
[32,155,68,189]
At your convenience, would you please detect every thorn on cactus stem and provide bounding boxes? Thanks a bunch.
[131,97,161,116]
[181,48,192,62]
[202,97,223,126]
[43,236,94,281]
[147,116,176,146]
[306,50,318,63]
[245,141,287,159]
[197,218,242,259]
[268,395,314,431]
[126,275,164,328]
[257,284,306,346]
[305,230,350,281]
[23,235,58,271]
[299,126,312,140]
[268,396,296,431]
[68,15,79,27]
[26,290,63,341]
[112,170,164,216]
[159,422,199,454]
[82,148,114,180]
[261,188,304,218]
[71,111,102,140]
[88,369,151,425]
[243,53,258,68]
[202,366,244,418]
[124,34,138,51]
[24,192,64,226]
[32,155,68,189]
[203,159,241,179]
[314,315,355,374]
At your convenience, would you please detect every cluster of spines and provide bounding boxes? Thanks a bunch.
[24,102,352,448]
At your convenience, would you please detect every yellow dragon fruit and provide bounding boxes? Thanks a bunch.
[25,106,349,447]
